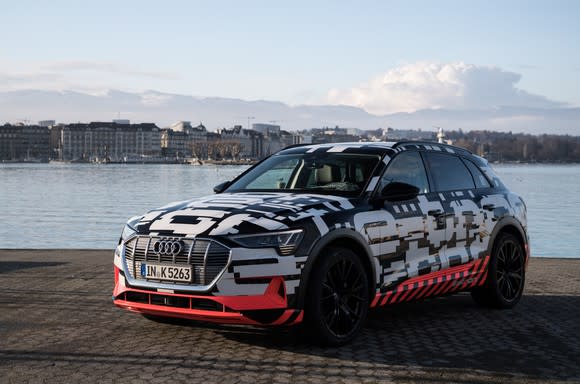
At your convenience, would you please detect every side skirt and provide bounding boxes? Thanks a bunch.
[371,256,490,308]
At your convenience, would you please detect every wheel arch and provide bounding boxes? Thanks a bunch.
[296,229,377,309]
[487,217,528,260]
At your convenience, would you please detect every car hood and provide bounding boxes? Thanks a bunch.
[134,192,356,237]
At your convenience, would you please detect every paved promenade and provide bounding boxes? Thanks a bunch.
[0,250,579,384]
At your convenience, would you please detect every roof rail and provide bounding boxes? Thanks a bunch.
[281,143,312,150]
[392,140,473,154]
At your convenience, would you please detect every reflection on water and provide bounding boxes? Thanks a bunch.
[493,164,580,258]
[0,163,578,257]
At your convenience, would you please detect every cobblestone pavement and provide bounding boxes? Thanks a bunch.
[0,250,579,384]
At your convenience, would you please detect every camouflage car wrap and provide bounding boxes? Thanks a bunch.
[113,141,529,326]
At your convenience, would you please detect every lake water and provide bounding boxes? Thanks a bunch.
[0,163,578,258]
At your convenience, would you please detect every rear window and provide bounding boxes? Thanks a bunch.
[463,158,493,189]
[424,152,475,191]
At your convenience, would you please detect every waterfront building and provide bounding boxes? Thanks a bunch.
[252,123,302,156]
[160,128,188,158]
[52,122,161,161]
[0,124,50,161]
[384,127,435,141]
[219,125,264,159]
[252,123,281,136]
[309,126,361,144]
[161,121,208,159]
[38,120,56,127]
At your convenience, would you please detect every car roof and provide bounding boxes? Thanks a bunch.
[280,141,473,156]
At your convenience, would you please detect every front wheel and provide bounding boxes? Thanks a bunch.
[305,247,369,346]
[472,233,526,308]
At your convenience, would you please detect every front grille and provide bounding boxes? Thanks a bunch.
[124,236,231,286]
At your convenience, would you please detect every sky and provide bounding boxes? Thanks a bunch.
[1,0,579,115]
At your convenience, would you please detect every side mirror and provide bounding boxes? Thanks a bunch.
[381,182,420,202]
[213,181,231,194]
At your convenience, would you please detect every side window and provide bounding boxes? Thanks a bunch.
[425,152,475,191]
[463,158,492,189]
[379,151,429,193]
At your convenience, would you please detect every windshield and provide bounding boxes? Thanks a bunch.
[226,152,382,196]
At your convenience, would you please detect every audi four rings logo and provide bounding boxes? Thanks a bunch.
[153,239,183,256]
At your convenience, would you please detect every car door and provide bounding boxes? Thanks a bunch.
[423,152,484,269]
[375,150,446,290]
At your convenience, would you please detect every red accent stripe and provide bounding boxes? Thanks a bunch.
[371,257,493,307]
[428,275,448,297]
[114,276,288,312]
[271,309,294,326]
[459,262,477,290]
[474,256,490,286]
[420,277,442,299]
[380,291,394,306]
[470,256,489,287]
[414,278,435,300]
[389,285,407,304]
[434,276,455,296]
[289,310,304,325]
[397,283,416,302]
[404,281,426,302]
[477,270,488,286]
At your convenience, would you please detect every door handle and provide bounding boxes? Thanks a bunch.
[428,209,443,217]
[483,204,495,211]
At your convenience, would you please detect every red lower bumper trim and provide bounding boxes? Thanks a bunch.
[113,274,303,326]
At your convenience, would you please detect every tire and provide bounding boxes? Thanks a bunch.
[471,233,526,308]
[305,247,370,346]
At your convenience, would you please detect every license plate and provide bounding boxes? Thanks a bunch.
[140,263,192,283]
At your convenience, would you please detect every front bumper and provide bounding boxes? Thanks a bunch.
[113,264,303,326]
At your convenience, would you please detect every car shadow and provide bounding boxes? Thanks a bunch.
[207,293,580,381]
[0,261,68,274]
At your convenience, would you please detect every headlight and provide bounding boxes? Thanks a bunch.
[119,215,142,243]
[229,229,304,256]
[120,224,137,242]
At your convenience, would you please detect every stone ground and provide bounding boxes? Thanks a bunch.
[0,249,579,384]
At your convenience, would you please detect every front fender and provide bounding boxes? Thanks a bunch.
[295,228,376,309]
[486,216,529,257]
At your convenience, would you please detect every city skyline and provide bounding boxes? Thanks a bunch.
[2,88,579,135]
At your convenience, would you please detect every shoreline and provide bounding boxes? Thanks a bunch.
[3,160,580,165]
[1,159,257,165]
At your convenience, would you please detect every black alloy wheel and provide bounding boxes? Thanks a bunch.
[306,247,369,345]
[496,237,525,302]
[472,233,526,308]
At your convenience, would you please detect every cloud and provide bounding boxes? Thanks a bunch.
[327,62,565,115]
[0,72,62,86]
[41,61,178,80]
[140,91,174,106]
[0,60,179,94]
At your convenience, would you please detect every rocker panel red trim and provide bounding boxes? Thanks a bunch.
[371,256,490,308]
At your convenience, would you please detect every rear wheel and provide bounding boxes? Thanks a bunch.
[305,247,369,346]
[472,233,525,308]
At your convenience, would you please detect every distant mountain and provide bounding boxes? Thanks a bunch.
[0,89,578,135]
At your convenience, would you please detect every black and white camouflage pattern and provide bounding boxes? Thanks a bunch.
[115,141,528,309]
